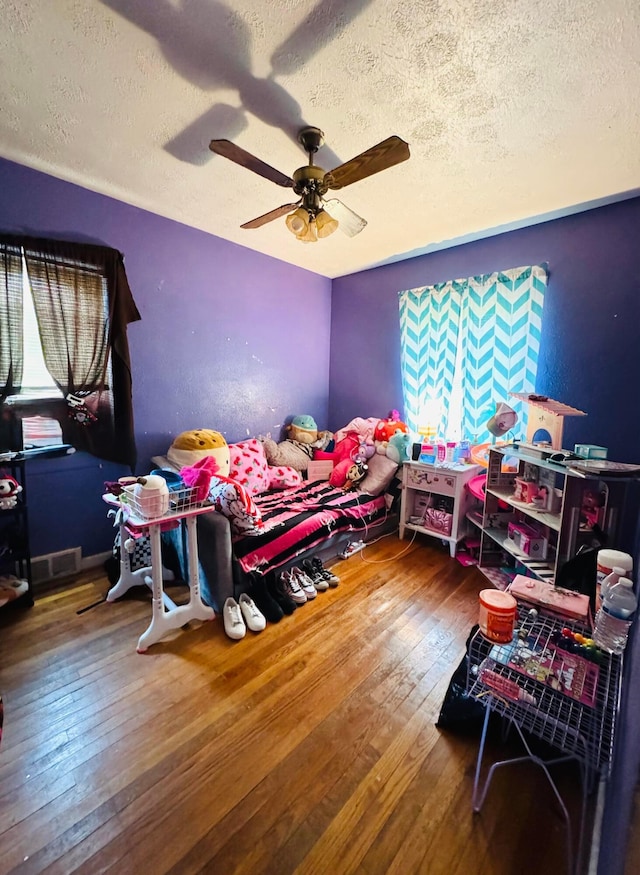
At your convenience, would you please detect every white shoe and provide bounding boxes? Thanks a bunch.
[281,571,307,604]
[223,597,246,640]
[239,592,266,632]
[292,567,317,599]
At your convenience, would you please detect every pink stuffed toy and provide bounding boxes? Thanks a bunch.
[180,456,220,503]
[180,456,261,527]
[315,430,374,467]
[329,458,352,488]
[329,458,368,490]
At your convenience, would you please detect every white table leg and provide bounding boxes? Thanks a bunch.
[184,515,212,617]
[106,514,175,611]
[136,519,214,653]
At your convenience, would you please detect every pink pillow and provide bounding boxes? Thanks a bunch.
[228,439,270,495]
[268,465,303,490]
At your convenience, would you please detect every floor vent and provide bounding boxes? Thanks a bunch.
[30,548,82,584]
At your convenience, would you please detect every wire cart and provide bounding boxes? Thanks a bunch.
[466,602,622,875]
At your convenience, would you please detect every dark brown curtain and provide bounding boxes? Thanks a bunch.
[0,235,141,469]
[0,240,24,403]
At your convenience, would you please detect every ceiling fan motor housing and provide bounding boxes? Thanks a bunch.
[293,165,327,214]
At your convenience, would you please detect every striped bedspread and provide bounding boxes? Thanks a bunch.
[233,479,389,574]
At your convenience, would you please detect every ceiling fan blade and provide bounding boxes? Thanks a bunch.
[323,199,367,237]
[209,139,294,188]
[240,202,300,229]
[324,136,410,190]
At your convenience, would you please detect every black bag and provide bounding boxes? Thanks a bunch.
[436,625,490,734]
[555,526,606,613]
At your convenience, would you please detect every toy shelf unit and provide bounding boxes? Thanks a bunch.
[466,601,622,875]
[476,444,630,589]
[0,454,33,609]
[399,461,483,557]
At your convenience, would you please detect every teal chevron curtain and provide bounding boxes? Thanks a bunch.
[399,264,548,442]
[399,279,464,437]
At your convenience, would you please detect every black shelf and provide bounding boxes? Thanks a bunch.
[0,456,33,609]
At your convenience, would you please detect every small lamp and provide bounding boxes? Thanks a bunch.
[286,207,309,236]
[315,208,339,238]
[296,220,318,243]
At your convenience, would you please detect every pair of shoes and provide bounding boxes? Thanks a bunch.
[307,556,340,587]
[290,566,317,599]
[266,572,297,615]
[223,593,267,639]
[0,575,28,608]
[300,558,329,591]
[280,570,307,604]
[248,573,284,623]
[302,559,329,592]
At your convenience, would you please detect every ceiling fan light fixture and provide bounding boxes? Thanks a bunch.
[315,208,339,238]
[215,126,410,240]
[285,207,309,236]
[296,220,318,243]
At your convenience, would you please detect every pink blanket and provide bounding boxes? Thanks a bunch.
[233,479,388,573]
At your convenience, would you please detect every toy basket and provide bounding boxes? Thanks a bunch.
[122,484,210,521]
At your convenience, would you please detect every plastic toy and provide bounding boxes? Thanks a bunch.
[0,473,22,510]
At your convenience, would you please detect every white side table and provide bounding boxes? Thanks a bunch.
[399,461,482,557]
[103,491,215,652]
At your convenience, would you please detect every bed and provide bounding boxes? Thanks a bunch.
[231,478,390,574]
[151,449,400,611]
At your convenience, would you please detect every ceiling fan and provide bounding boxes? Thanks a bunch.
[209,127,410,242]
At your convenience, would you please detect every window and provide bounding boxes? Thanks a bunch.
[20,256,62,398]
[1,235,141,468]
[6,257,64,448]
[399,265,548,443]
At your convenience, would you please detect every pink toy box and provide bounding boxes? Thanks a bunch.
[509,575,590,622]
[513,477,539,503]
[507,521,548,559]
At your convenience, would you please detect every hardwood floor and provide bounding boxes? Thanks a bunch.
[0,535,615,874]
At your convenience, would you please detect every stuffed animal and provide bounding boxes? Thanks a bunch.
[180,456,221,503]
[374,411,410,458]
[0,474,22,510]
[167,428,230,475]
[386,431,411,464]
[373,412,409,444]
[261,415,332,473]
[287,414,333,450]
[314,430,375,468]
[343,460,368,491]
[330,458,368,491]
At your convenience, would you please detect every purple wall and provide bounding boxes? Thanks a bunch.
[0,157,331,557]
[329,200,640,875]
[330,197,640,465]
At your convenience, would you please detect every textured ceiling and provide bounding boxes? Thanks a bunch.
[1,0,639,279]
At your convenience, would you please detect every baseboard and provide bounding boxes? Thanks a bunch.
[82,550,112,571]
[31,549,111,589]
